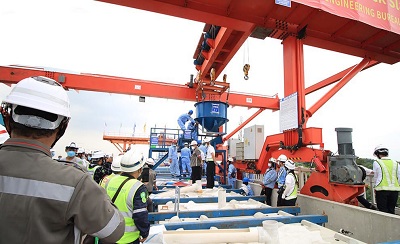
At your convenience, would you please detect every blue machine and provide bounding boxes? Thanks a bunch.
[195,101,229,135]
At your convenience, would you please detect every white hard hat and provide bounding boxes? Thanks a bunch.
[203,138,210,143]
[77,147,85,154]
[284,159,295,170]
[2,76,70,129]
[111,155,122,172]
[228,157,234,162]
[0,125,9,144]
[277,154,287,162]
[373,144,388,157]
[66,142,78,150]
[269,157,277,163]
[190,140,198,146]
[120,150,145,173]
[146,158,155,166]
[92,151,105,159]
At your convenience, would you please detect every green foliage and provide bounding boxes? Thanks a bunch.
[356,157,374,169]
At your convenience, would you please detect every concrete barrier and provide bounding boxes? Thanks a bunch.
[297,194,400,244]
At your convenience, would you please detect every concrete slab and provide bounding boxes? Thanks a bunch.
[297,194,400,244]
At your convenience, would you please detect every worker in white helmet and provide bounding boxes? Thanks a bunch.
[281,160,298,206]
[59,142,87,171]
[204,137,217,188]
[77,147,89,168]
[105,150,150,244]
[227,157,237,189]
[88,150,113,184]
[263,157,278,206]
[0,76,124,243]
[372,144,400,214]
[276,154,288,206]
[100,154,123,188]
[141,158,158,194]
[181,142,192,177]
[190,140,203,182]
[168,139,180,178]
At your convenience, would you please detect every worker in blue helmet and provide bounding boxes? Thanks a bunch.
[177,110,195,133]
[240,177,254,196]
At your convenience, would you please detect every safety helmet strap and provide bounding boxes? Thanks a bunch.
[51,117,70,148]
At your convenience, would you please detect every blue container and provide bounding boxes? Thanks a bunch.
[194,101,229,132]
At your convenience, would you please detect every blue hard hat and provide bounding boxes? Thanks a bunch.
[197,139,202,144]
[243,177,249,183]
[188,110,193,115]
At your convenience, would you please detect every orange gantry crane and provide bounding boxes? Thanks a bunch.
[1,0,400,204]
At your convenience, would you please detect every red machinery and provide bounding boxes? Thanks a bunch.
[1,0,400,204]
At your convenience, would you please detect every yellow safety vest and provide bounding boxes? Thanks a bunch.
[286,173,298,200]
[106,175,143,243]
[375,159,400,191]
[100,173,116,189]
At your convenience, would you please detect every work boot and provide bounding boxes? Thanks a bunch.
[370,205,378,210]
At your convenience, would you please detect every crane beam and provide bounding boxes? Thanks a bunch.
[0,66,279,110]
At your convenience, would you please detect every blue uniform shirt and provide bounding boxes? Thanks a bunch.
[263,168,278,189]
[168,145,178,160]
[181,147,191,159]
[277,167,287,188]
[177,114,194,127]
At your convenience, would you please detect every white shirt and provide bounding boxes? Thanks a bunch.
[283,173,296,198]
[373,157,400,187]
[206,145,215,162]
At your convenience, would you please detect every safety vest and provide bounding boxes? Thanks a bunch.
[286,172,298,200]
[87,165,100,177]
[106,176,143,243]
[100,173,116,188]
[375,159,400,191]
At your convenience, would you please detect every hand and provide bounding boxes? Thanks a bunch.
[139,237,147,243]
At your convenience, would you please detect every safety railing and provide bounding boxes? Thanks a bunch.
[149,127,181,149]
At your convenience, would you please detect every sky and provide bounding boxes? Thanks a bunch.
[1,0,400,160]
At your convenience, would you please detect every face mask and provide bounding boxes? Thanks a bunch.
[268,163,272,167]
[88,156,92,161]
[67,151,76,157]
[191,146,194,150]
